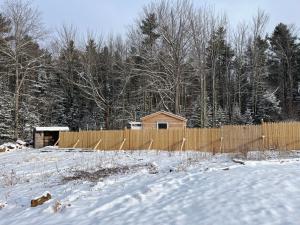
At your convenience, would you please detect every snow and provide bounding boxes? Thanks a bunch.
[16,140,27,146]
[0,141,28,152]
[1,148,300,225]
[34,127,70,132]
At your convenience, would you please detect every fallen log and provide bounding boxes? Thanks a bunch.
[232,159,246,165]
[31,192,52,207]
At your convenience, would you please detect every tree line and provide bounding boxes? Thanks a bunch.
[0,0,300,141]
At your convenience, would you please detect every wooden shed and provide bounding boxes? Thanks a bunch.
[141,111,187,129]
[33,127,69,148]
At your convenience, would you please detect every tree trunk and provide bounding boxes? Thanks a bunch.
[287,62,294,117]
[212,63,217,126]
[14,64,19,139]
[200,70,207,127]
[105,106,110,129]
[174,81,180,114]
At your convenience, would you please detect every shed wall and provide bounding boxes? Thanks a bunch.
[142,114,186,129]
[34,132,44,148]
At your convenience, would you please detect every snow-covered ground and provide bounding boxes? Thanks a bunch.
[0,140,27,152]
[1,148,300,225]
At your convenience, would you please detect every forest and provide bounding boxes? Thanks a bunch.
[0,0,300,141]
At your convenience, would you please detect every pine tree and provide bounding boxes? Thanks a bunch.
[245,36,266,120]
[268,23,299,118]
[57,40,83,130]
[256,90,281,122]
[19,39,48,138]
[140,13,160,49]
[0,80,14,141]
[245,35,281,122]
[206,26,235,126]
[0,13,13,141]
[138,12,160,114]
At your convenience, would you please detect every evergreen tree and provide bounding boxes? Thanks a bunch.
[0,80,14,141]
[206,26,234,126]
[0,13,13,141]
[57,40,83,130]
[138,12,161,114]
[268,23,299,118]
[245,35,281,122]
[140,13,160,49]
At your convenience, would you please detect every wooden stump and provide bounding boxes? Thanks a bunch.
[31,193,52,207]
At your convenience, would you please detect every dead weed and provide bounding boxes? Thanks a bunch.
[62,163,158,183]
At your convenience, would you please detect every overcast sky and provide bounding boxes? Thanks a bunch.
[2,0,300,37]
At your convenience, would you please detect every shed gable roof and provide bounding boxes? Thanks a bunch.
[141,111,187,122]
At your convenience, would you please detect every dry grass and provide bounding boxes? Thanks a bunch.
[230,149,300,161]
[62,163,158,183]
[52,201,62,213]
[52,200,71,213]
[1,169,19,187]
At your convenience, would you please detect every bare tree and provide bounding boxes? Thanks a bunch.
[205,13,230,126]
[189,6,219,126]
[0,0,46,138]
[126,0,194,116]
[233,22,248,111]
[146,0,194,114]
[248,9,269,116]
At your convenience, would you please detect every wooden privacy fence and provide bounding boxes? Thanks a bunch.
[58,121,300,153]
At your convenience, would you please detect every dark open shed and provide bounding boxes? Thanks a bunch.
[33,127,69,148]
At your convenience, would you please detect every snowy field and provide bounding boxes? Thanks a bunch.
[1,148,300,225]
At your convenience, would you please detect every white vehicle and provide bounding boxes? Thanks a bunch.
[127,122,142,130]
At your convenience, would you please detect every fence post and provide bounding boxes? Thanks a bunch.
[119,128,129,151]
[261,119,265,151]
[119,138,126,150]
[54,138,60,147]
[180,138,186,152]
[168,128,170,151]
[219,124,224,154]
[72,139,80,148]
[93,138,102,150]
[148,139,153,150]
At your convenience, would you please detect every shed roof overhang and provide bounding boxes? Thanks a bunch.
[34,127,70,132]
[141,111,187,122]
